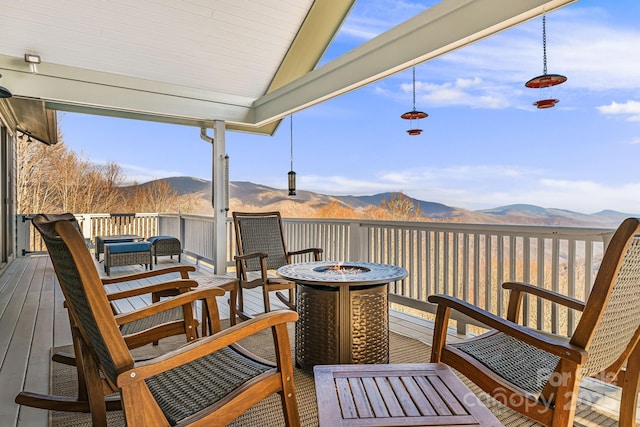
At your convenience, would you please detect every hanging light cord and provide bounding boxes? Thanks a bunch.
[290,115,294,171]
[412,66,417,110]
[542,14,547,75]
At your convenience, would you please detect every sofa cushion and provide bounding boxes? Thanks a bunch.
[106,241,152,254]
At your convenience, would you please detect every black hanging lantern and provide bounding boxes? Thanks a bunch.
[525,14,566,109]
[401,66,428,135]
[288,115,296,196]
[288,170,296,196]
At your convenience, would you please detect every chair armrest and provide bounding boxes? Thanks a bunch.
[235,253,270,287]
[234,252,267,261]
[503,281,585,322]
[114,287,225,326]
[289,247,323,261]
[101,265,196,284]
[106,279,199,301]
[428,294,587,364]
[116,310,299,386]
[503,281,585,310]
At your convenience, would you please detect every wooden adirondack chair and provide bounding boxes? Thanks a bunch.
[17,213,202,414]
[233,211,322,321]
[17,214,300,426]
[429,217,640,426]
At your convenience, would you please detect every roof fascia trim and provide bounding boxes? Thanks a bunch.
[252,0,576,125]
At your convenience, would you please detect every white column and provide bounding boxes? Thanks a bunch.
[212,120,227,274]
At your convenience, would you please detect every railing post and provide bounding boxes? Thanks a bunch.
[16,214,29,257]
[349,222,366,262]
[80,214,93,243]
[180,214,186,253]
[457,320,468,335]
[212,120,227,274]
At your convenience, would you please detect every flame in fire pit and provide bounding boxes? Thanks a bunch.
[313,263,371,275]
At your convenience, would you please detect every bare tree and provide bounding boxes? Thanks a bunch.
[316,200,357,219]
[380,192,424,221]
[17,133,126,214]
[125,180,181,213]
[17,134,65,213]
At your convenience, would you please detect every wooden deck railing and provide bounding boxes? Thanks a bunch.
[18,213,616,337]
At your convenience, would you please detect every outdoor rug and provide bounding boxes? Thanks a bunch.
[50,323,621,427]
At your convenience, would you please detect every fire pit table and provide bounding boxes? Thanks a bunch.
[277,261,407,371]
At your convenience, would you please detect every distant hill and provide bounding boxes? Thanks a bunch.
[121,176,210,195]
[353,193,457,216]
[476,204,637,227]
[137,177,636,228]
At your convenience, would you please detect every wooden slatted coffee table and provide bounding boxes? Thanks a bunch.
[314,363,501,426]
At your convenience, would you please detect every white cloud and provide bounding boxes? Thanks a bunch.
[437,9,640,92]
[299,175,399,196]
[297,165,640,214]
[368,5,640,110]
[597,100,640,121]
[398,78,512,109]
[339,18,383,41]
[338,1,432,42]
[527,179,640,214]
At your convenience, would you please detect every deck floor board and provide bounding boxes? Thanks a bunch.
[0,257,47,426]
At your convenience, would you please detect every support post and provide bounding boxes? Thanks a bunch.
[212,120,227,274]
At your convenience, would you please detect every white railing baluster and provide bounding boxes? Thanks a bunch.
[462,233,470,304]
[536,237,545,331]
[551,238,560,334]
[496,235,505,316]
[20,213,615,336]
[523,237,531,327]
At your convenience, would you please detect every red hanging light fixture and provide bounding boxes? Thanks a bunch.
[525,14,566,109]
[401,66,428,135]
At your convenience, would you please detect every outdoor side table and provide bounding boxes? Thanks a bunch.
[314,363,501,427]
[197,275,239,334]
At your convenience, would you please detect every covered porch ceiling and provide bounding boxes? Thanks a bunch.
[0,0,575,144]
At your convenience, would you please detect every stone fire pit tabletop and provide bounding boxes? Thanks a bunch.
[277,261,407,286]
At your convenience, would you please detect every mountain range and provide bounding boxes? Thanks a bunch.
[142,176,637,228]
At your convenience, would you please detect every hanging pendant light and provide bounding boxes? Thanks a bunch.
[401,66,428,135]
[525,14,566,109]
[287,115,296,196]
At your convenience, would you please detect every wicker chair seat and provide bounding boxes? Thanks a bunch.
[146,346,272,425]
[119,306,184,336]
[451,331,560,396]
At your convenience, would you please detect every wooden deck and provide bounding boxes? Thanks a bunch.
[0,255,630,426]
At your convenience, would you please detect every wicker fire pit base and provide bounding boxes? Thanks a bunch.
[295,282,389,370]
[278,261,408,371]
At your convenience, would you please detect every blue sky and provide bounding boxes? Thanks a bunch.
[60,0,640,215]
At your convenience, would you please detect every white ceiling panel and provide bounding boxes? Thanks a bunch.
[0,0,312,97]
[0,0,574,136]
